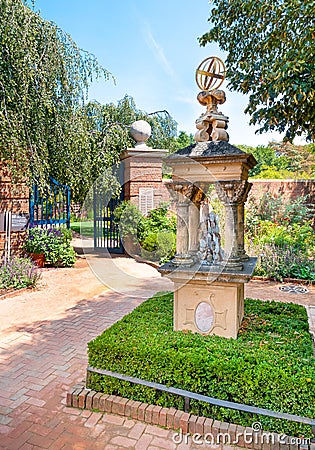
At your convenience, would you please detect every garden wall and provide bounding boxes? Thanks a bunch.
[0,166,29,255]
[249,180,315,226]
[161,179,315,217]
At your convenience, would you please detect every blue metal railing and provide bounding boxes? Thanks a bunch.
[30,177,70,228]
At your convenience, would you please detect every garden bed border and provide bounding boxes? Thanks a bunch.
[66,383,314,450]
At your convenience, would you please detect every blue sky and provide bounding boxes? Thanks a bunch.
[34,0,286,146]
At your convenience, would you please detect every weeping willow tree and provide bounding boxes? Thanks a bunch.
[70,96,177,204]
[0,0,111,193]
[0,1,177,204]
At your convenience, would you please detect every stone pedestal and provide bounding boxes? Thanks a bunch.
[174,281,244,339]
[159,258,256,339]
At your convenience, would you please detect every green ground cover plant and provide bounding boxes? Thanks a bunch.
[88,292,315,438]
[0,256,40,290]
[24,227,76,267]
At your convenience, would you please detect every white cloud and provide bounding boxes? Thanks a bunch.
[143,26,175,79]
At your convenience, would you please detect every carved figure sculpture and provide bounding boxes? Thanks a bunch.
[197,208,224,265]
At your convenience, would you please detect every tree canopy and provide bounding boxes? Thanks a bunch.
[55,96,177,204]
[199,0,315,142]
[0,1,177,204]
[238,142,315,179]
[0,0,110,187]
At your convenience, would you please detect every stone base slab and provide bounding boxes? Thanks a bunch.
[66,384,314,449]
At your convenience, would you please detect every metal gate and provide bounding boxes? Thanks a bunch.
[30,177,70,228]
[93,168,124,253]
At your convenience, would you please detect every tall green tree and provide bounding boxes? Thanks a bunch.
[0,0,109,189]
[0,2,177,204]
[56,96,177,203]
[199,0,315,141]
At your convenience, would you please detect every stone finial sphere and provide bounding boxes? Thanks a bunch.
[130,120,152,146]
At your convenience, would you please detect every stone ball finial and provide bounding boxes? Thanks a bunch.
[130,120,152,148]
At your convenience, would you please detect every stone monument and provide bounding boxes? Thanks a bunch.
[158,57,257,339]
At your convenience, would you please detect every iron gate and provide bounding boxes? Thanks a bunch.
[30,177,70,228]
[93,167,124,253]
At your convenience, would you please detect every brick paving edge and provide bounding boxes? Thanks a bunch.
[0,286,34,301]
[66,383,314,450]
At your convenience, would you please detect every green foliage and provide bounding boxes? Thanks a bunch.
[139,203,176,263]
[246,194,315,280]
[141,231,175,264]
[114,201,176,263]
[0,1,177,204]
[246,193,312,232]
[253,243,315,281]
[0,256,40,290]
[113,201,144,243]
[238,143,315,179]
[173,131,194,151]
[199,0,315,141]
[24,227,76,267]
[0,0,110,194]
[88,293,315,437]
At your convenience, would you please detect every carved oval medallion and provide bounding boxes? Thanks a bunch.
[195,302,214,333]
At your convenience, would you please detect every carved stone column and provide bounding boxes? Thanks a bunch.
[215,180,251,270]
[166,183,194,265]
[237,182,252,261]
[188,184,207,255]
[189,202,200,254]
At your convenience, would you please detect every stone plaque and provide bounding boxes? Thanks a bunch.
[195,302,214,333]
[139,188,154,215]
[11,214,28,231]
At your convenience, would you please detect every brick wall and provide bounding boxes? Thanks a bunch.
[0,166,29,255]
[160,178,315,211]
[123,155,167,211]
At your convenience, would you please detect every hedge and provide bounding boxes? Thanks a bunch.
[88,293,315,437]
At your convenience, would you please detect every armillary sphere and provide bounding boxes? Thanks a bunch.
[196,56,226,91]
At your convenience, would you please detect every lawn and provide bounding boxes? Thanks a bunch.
[71,221,94,237]
[88,292,315,438]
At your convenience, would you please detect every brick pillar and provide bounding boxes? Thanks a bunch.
[0,165,29,256]
[120,147,168,214]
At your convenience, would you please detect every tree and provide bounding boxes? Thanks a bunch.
[59,96,177,203]
[0,0,109,190]
[0,2,177,204]
[173,131,194,151]
[199,0,315,141]
[238,143,315,179]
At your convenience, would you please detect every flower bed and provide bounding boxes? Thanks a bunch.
[0,256,40,291]
[24,227,76,267]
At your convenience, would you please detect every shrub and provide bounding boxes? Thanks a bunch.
[245,193,315,280]
[141,230,176,264]
[114,201,176,262]
[24,227,76,267]
[88,293,315,438]
[113,201,144,244]
[0,256,40,290]
[252,244,315,281]
[140,203,176,240]
[246,193,312,234]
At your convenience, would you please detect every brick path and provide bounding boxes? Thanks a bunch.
[1,258,314,449]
